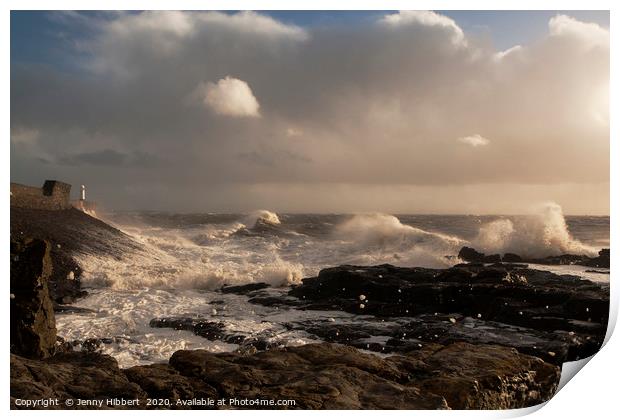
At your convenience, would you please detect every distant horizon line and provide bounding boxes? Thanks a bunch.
[103,209,611,218]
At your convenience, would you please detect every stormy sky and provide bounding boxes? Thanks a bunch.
[10,11,609,214]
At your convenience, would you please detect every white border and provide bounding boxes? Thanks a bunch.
[3,1,616,419]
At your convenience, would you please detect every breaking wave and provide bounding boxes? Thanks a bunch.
[75,215,303,291]
[472,202,596,258]
[75,205,602,292]
[333,213,464,267]
[242,210,281,228]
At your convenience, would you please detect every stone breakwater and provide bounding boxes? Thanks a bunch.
[10,206,142,304]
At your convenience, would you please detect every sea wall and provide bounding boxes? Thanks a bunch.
[70,199,98,214]
[10,181,72,210]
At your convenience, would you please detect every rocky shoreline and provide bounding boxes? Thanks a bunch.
[11,340,560,409]
[9,208,609,410]
[457,245,610,268]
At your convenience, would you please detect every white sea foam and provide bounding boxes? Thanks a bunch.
[55,286,372,368]
[472,202,596,258]
[75,214,303,291]
[242,209,281,228]
[57,210,607,368]
[332,213,464,267]
[80,207,601,293]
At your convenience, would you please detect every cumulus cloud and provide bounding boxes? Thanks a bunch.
[109,10,194,38]
[196,11,308,41]
[10,11,609,212]
[457,134,491,147]
[549,14,609,48]
[197,76,260,117]
[86,11,308,77]
[380,10,466,46]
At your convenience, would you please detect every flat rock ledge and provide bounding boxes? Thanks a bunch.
[259,263,609,365]
[457,246,609,268]
[11,341,559,410]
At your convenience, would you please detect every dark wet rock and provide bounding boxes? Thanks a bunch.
[221,282,270,295]
[457,246,610,268]
[401,342,560,409]
[168,342,558,409]
[503,253,523,262]
[458,246,485,262]
[290,264,608,326]
[54,336,140,355]
[248,295,304,307]
[456,247,501,263]
[47,253,87,304]
[53,304,96,314]
[529,249,609,269]
[582,248,610,268]
[286,263,608,363]
[11,342,559,410]
[149,318,227,341]
[10,351,147,409]
[148,317,285,351]
[483,254,502,263]
[124,363,219,406]
[10,238,57,359]
[291,311,601,365]
[495,246,606,268]
[391,315,601,365]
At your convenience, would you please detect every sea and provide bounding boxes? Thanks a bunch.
[55,203,610,368]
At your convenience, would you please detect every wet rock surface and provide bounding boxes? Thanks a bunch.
[10,238,57,359]
[289,264,607,325]
[220,282,270,295]
[11,351,147,409]
[294,314,599,365]
[148,317,283,351]
[458,246,610,268]
[11,342,559,409]
[263,263,609,364]
[152,261,607,366]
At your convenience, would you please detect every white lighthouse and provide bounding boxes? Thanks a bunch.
[80,184,86,201]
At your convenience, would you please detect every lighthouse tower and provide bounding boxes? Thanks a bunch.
[71,183,96,214]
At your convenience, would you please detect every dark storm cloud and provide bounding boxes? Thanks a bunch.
[58,149,127,166]
[237,148,312,167]
[56,149,163,167]
[10,11,609,212]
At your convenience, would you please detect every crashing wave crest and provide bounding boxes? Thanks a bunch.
[242,210,281,228]
[472,202,596,258]
[75,218,302,291]
[333,213,464,267]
